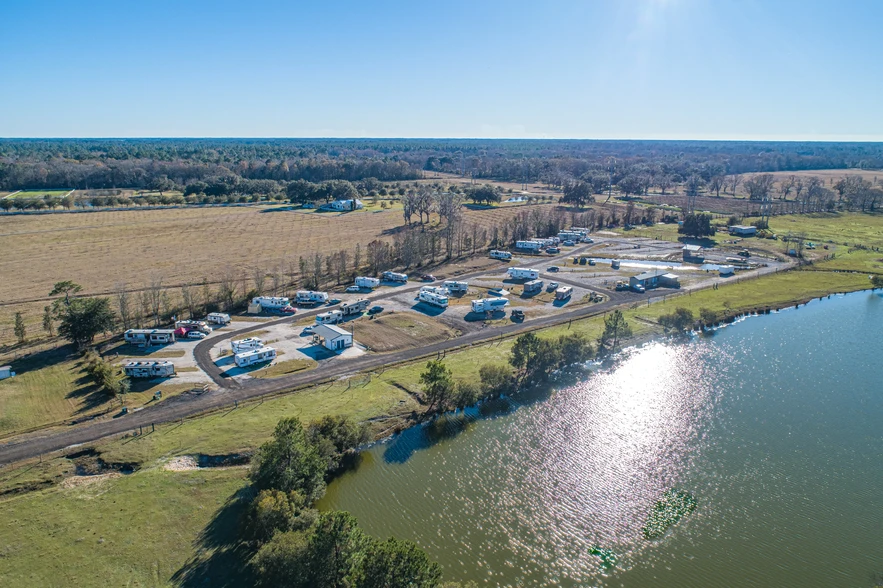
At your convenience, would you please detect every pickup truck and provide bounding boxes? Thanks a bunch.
[510,309,525,321]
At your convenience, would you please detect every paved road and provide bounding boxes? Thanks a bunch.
[0,244,787,467]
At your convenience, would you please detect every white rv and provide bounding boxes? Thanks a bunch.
[234,346,277,368]
[523,279,544,294]
[555,286,573,300]
[206,312,231,326]
[489,250,513,261]
[516,240,544,252]
[341,298,370,316]
[124,329,176,345]
[381,271,408,283]
[252,296,290,310]
[354,276,380,289]
[295,291,328,305]
[420,285,447,295]
[443,280,468,293]
[231,337,264,353]
[418,290,449,308]
[507,267,540,280]
[123,360,176,378]
[471,297,510,313]
[316,310,344,325]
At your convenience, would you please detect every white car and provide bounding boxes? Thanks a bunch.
[302,326,314,334]
[345,285,361,293]
[186,330,207,340]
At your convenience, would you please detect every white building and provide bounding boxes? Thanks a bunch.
[507,267,539,280]
[234,346,277,368]
[252,296,290,310]
[312,323,353,351]
[355,276,380,289]
[322,199,363,212]
[124,329,176,345]
[418,289,449,308]
[316,309,344,325]
[231,337,264,353]
[729,225,757,237]
[296,291,328,305]
[123,360,176,378]
[0,366,15,380]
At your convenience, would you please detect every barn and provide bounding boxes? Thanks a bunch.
[312,324,353,351]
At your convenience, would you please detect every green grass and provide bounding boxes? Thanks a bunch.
[251,358,317,378]
[0,467,248,587]
[7,189,71,198]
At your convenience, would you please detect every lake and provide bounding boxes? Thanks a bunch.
[318,290,883,587]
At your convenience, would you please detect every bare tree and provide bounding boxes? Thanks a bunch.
[743,174,775,201]
[312,253,324,289]
[146,278,164,326]
[793,177,805,204]
[708,175,725,197]
[336,249,349,283]
[271,263,283,296]
[286,260,298,296]
[353,243,362,274]
[728,174,742,196]
[218,270,237,311]
[778,176,795,200]
[252,266,267,296]
[115,282,133,330]
[201,278,212,315]
[656,175,673,195]
[181,283,195,319]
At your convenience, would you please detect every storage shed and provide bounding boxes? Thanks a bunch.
[312,324,353,351]
[0,366,15,380]
[629,270,681,290]
[729,225,757,237]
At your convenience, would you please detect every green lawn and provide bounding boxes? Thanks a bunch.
[7,189,71,198]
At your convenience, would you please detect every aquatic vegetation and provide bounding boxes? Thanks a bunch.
[642,489,697,540]
[589,546,617,570]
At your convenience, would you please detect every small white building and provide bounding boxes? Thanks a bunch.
[313,323,353,351]
[355,276,380,289]
[322,199,363,212]
[729,225,757,237]
[629,270,681,290]
[682,244,704,261]
[316,309,344,325]
[123,360,176,378]
[252,296,290,310]
[124,329,176,345]
[234,346,277,368]
[0,366,15,380]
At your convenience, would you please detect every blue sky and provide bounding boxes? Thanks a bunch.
[1,0,881,139]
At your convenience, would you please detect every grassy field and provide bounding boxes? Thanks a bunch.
[251,358,316,378]
[6,189,72,199]
[351,311,459,352]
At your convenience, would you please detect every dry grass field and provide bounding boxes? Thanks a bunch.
[0,202,559,346]
[350,311,459,352]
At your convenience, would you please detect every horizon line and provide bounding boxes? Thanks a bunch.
[2,135,883,143]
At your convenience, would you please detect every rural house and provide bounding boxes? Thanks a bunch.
[321,199,363,212]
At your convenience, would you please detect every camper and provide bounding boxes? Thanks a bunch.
[316,310,344,325]
[381,271,408,283]
[719,265,735,276]
[206,312,230,326]
[418,290,449,308]
[175,320,212,334]
[231,337,264,353]
[489,250,513,261]
[341,298,370,316]
[507,267,540,280]
[123,360,176,378]
[420,285,447,295]
[516,240,544,252]
[295,291,328,305]
[124,329,176,345]
[355,276,380,289]
[234,346,277,368]
[558,231,583,242]
[443,280,468,293]
[252,296,290,310]
[555,286,574,300]
[522,279,544,295]
[471,297,510,313]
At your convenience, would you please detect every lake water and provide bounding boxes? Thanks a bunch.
[318,291,883,587]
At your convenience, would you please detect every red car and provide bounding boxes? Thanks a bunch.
[420,274,436,282]
[280,306,297,314]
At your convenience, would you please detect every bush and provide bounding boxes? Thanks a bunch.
[242,489,316,544]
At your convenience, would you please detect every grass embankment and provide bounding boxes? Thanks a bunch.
[252,358,317,378]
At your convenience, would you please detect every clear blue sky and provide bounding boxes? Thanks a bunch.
[1,0,881,139]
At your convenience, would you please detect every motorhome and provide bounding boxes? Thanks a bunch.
[341,298,370,316]
[507,267,540,280]
[418,290,449,308]
[381,271,408,283]
[522,279,544,295]
[316,310,344,325]
[555,286,573,300]
[123,360,176,378]
[206,312,230,326]
[420,285,447,295]
[443,280,468,293]
[489,250,513,261]
[234,346,276,368]
[295,291,329,305]
[516,240,544,252]
[231,337,264,353]
[354,276,380,289]
[252,296,291,310]
[471,297,510,313]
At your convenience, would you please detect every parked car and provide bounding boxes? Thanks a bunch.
[631,284,646,293]
[510,309,525,321]
[420,274,436,282]
[547,266,560,272]
[345,285,361,293]
[548,282,559,291]
[738,250,751,257]
[562,240,575,247]
[368,305,384,314]
[187,330,207,339]
[302,325,314,334]
[615,281,628,291]
[328,298,342,305]
[280,306,296,314]
[546,247,560,254]
[581,237,594,243]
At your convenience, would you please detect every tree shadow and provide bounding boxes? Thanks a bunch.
[171,486,259,587]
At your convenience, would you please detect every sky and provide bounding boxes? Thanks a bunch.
[1,0,881,140]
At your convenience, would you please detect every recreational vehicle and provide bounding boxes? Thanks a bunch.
[206,312,231,325]
[123,360,176,378]
[418,290,449,308]
[507,267,540,280]
[381,271,408,283]
[316,310,344,325]
[555,286,574,300]
[234,347,277,368]
[489,250,513,261]
[175,320,212,334]
[522,279,544,295]
[355,276,380,289]
[341,298,370,316]
[610,260,621,269]
[295,291,328,305]
[231,337,264,353]
[443,280,468,293]
[471,297,510,313]
[124,329,176,345]
[516,240,544,252]
[252,296,291,310]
